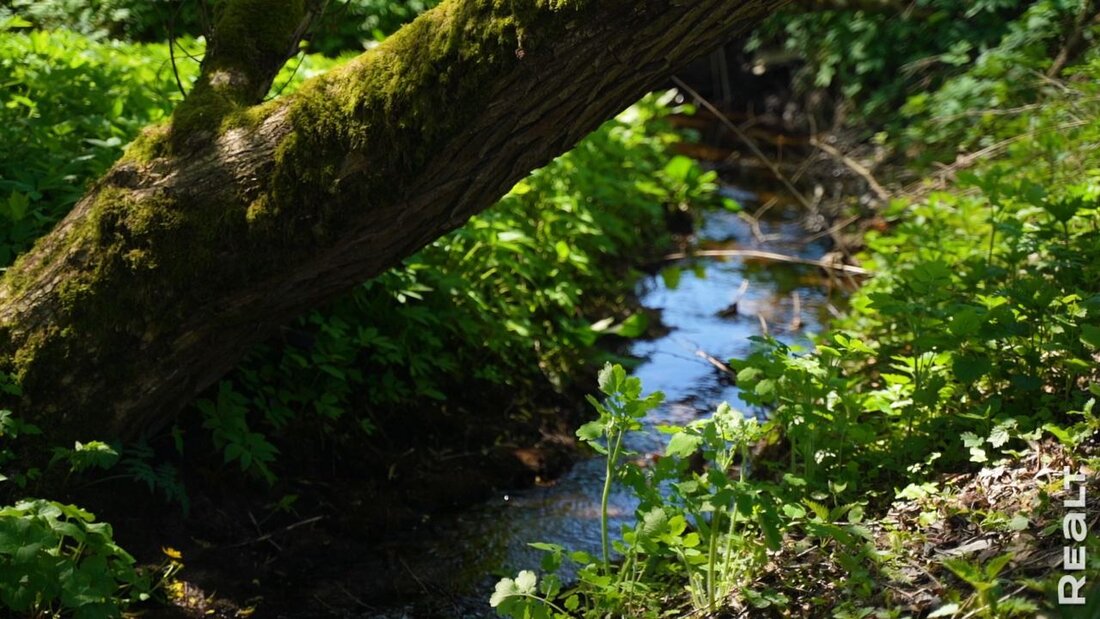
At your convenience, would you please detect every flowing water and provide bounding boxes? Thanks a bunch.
[357,189,843,618]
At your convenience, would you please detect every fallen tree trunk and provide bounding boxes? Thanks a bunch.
[0,0,782,441]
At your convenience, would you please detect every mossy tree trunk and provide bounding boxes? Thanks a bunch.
[0,0,781,441]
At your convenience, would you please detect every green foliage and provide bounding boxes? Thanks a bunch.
[0,23,720,483]
[899,0,1092,159]
[0,499,149,617]
[0,0,198,41]
[941,553,1016,618]
[50,442,120,473]
[750,0,1033,122]
[751,0,1092,153]
[118,440,190,513]
[0,26,189,266]
[0,373,41,490]
[198,382,279,483]
[578,363,664,569]
[499,43,1100,618]
[491,569,569,619]
[1,0,439,54]
[495,365,788,617]
[0,23,343,269]
[727,68,1100,490]
[308,0,441,53]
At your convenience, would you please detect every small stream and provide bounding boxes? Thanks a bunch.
[359,190,842,618]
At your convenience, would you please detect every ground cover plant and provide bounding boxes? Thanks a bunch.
[493,20,1100,618]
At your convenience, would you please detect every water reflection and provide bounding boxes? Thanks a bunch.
[360,198,842,618]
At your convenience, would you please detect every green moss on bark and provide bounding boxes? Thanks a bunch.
[261,0,597,239]
[0,0,642,439]
[209,0,306,74]
[169,0,308,148]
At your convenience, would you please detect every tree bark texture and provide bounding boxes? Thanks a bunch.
[0,0,783,441]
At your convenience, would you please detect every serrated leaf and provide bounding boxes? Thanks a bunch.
[988,420,1015,448]
[984,552,1013,578]
[960,432,983,448]
[639,508,668,541]
[804,499,830,522]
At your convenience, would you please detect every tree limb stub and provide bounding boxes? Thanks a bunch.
[0,0,781,441]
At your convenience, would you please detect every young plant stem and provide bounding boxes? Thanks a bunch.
[721,503,739,589]
[988,201,998,268]
[516,593,569,615]
[707,510,720,611]
[600,426,625,571]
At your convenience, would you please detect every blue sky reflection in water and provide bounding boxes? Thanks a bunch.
[357,198,846,616]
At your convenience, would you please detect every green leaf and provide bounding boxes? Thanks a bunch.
[803,499,829,522]
[660,266,682,289]
[953,354,991,383]
[597,363,626,395]
[665,432,702,458]
[1007,514,1029,531]
[754,379,776,398]
[782,504,806,519]
[489,570,538,609]
[608,313,647,338]
[576,421,604,442]
[942,558,983,587]
[988,419,1016,448]
[0,16,33,30]
[960,432,983,448]
[489,577,517,608]
[639,508,668,541]
[984,553,1013,578]
[554,240,570,262]
[847,504,864,524]
[736,366,762,383]
[663,156,695,182]
[1081,324,1100,350]
[948,307,983,337]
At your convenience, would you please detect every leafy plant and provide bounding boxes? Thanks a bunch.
[494,366,788,617]
[577,364,664,569]
[0,499,150,617]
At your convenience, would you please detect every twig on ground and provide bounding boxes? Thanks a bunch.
[672,77,815,213]
[809,136,890,203]
[228,515,325,548]
[663,249,872,276]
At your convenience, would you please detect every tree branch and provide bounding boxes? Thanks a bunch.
[0,0,783,441]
